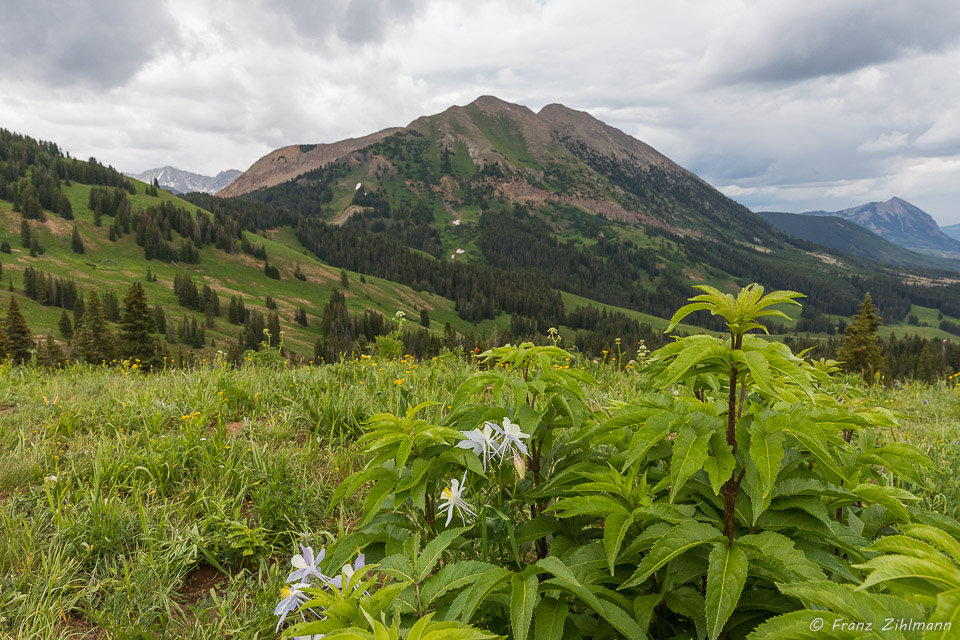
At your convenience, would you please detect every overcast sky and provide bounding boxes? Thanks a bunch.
[2,0,959,225]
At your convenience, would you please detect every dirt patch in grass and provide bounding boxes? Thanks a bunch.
[224,421,243,437]
[0,404,16,413]
[178,565,226,604]
[59,613,107,639]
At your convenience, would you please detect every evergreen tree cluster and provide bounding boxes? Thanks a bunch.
[22,267,79,310]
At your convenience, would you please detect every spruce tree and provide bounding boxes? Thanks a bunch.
[340,268,349,288]
[74,290,113,364]
[420,308,430,328]
[58,309,73,339]
[71,226,85,254]
[838,293,884,383]
[119,282,155,363]
[20,219,31,248]
[4,296,34,365]
[37,334,66,369]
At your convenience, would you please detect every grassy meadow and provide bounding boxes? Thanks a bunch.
[0,351,958,639]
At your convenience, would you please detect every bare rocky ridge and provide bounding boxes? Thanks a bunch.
[218,128,401,197]
[220,96,693,197]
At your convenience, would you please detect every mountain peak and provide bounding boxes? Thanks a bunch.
[803,197,960,256]
[127,166,241,195]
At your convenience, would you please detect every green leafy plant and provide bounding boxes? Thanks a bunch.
[277,284,950,639]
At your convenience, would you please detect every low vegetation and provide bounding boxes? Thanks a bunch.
[1,286,959,639]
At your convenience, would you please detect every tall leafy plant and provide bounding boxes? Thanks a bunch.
[276,285,948,640]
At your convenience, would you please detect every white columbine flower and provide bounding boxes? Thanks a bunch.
[287,545,331,584]
[493,417,530,459]
[274,582,310,631]
[439,471,478,526]
[456,422,501,471]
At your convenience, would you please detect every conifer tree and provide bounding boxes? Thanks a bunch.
[838,292,884,383]
[420,308,430,328]
[20,219,31,248]
[340,268,349,288]
[74,290,113,364]
[37,334,66,369]
[4,295,34,365]
[119,282,154,363]
[58,309,73,339]
[71,226,85,254]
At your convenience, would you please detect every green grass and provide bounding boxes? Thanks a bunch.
[0,354,957,638]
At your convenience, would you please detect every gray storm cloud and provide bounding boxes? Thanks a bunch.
[0,0,180,88]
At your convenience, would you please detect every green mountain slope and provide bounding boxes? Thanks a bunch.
[234,97,960,335]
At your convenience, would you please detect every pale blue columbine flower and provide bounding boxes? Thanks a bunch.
[492,417,530,459]
[456,422,501,471]
[328,554,366,593]
[439,471,477,526]
[274,581,310,631]
[287,545,331,584]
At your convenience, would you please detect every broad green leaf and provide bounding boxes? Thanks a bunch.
[594,599,649,640]
[670,423,712,502]
[510,568,539,640]
[902,524,960,564]
[420,561,496,605]
[778,580,921,636]
[851,484,917,523]
[855,555,960,594]
[515,517,562,546]
[746,610,866,639]
[748,420,784,523]
[415,527,469,581]
[704,430,736,495]
[358,477,399,528]
[459,567,512,624]
[927,589,960,640]
[548,495,630,519]
[739,531,825,581]
[533,597,568,640]
[706,542,748,640]
[621,412,675,471]
[620,521,723,589]
[603,510,634,574]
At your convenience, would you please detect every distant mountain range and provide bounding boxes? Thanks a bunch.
[944,223,960,242]
[127,166,242,195]
[800,197,960,257]
[758,209,960,273]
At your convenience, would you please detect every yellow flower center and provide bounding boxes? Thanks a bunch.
[280,586,292,598]
[442,487,453,499]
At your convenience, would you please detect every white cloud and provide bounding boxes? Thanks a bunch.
[0,0,958,225]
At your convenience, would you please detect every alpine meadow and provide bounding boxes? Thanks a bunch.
[2,87,960,640]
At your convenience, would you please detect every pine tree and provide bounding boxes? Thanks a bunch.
[58,309,73,339]
[74,290,113,364]
[4,296,34,365]
[267,312,281,348]
[20,219,31,248]
[0,240,10,254]
[71,226,85,254]
[838,293,884,383]
[420,308,430,328]
[119,282,155,363]
[154,305,166,334]
[340,268,349,288]
[37,334,66,369]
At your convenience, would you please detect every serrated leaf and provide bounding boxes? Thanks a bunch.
[748,420,784,524]
[704,430,736,496]
[415,526,469,581]
[420,561,496,606]
[706,542,748,640]
[459,567,512,624]
[533,596,568,640]
[604,510,634,574]
[671,424,712,502]
[746,610,865,639]
[620,521,723,589]
[927,589,960,640]
[851,484,915,523]
[511,568,539,640]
